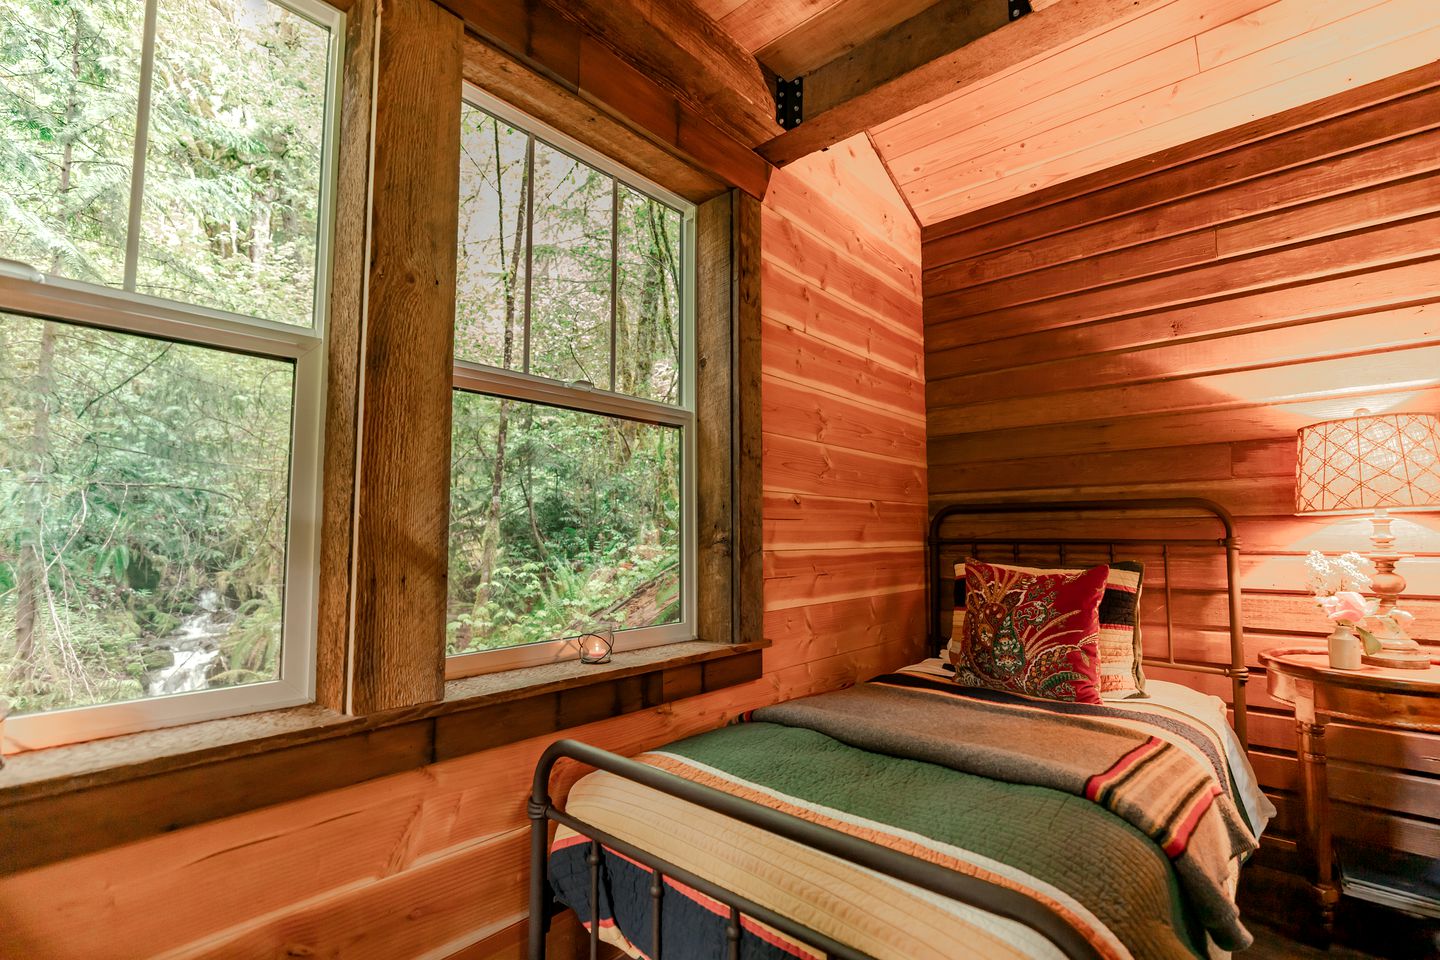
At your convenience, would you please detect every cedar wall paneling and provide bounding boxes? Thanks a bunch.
[922,63,1440,861]
[0,139,925,959]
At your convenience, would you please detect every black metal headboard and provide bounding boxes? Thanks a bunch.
[927,498,1249,747]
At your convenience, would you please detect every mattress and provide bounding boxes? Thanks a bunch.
[547,661,1271,960]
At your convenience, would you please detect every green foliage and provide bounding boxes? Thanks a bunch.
[0,0,322,716]
[447,108,686,657]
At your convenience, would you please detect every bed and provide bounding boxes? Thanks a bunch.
[526,499,1273,960]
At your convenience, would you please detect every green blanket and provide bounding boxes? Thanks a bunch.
[656,721,1211,959]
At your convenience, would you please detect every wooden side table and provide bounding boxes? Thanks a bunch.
[1259,647,1440,934]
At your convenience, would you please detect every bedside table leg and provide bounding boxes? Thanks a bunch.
[1297,719,1338,939]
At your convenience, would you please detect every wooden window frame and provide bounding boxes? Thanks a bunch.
[446,85,700,679]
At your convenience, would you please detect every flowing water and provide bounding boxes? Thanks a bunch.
[145,590,230,697]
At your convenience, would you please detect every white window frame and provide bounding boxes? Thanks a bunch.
[0,0,344,751]
[447,84,697,679]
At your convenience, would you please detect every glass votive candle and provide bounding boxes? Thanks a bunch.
[579,625,615,664]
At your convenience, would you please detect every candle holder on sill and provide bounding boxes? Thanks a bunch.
[578,623,616,665]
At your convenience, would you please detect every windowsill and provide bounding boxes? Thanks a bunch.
[0,639,766,874]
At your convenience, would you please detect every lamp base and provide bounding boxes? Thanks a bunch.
[1361,646,1433,670]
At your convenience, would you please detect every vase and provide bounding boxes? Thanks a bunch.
[1327,624,1363,671]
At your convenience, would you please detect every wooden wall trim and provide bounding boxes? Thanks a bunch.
[315,0,377,712]
[0,642,764,875]
[348,0,463,714]
[447,0,771,199]
[734,190,765,643]
[696,192,736,644]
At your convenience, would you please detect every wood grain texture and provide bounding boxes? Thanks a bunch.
[0,120,926,960]
[460,32,727,203]
[923,65,1440,858]
[449,0,771,196]
[315,0,376,712]
[697,193,735,645]
[350,0,462,714]
[873,0,1440,224]
[759,0,1165,167]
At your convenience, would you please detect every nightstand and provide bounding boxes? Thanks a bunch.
[1259,647,1440,935]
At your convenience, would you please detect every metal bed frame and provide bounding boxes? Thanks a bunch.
[528,498,1252,960]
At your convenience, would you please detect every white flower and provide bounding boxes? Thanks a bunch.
[1332,552,1374,593]
[1305,550,1340,596]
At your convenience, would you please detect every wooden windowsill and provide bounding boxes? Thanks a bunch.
[0,640,766,874]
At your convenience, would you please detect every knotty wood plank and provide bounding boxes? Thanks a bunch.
[874,0,1271,163]
[912,23,1440,224]
[350,0,462,714]
[890,39,1203,187]
[921,61,1440,244]
[764,432,928,504]
[927,302,1440,399]
[927,257,1440,371]
[925,126,1440,289]
[926,214,1440,333]
[927,343,1440,438]
[763,377,927,462]
[764,317,927,420]
[762,258,924,366]
[764,494,928,551]
[925,87,1440,267]
[929,385,1440,466]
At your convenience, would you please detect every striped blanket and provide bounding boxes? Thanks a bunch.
[549,672,1258,959]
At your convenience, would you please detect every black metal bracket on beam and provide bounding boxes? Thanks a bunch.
[1008,0,1032,20]
[775,76,803,130]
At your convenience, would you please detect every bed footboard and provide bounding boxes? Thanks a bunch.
[528,738,1104,960]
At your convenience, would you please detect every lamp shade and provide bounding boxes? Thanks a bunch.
[1295,412,1440,515]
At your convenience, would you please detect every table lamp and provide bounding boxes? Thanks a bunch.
[1295,410,1440,669]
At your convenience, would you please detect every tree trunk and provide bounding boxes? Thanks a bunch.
[13,323,57,683]
[14,9,82,681]
[473,125,530,599]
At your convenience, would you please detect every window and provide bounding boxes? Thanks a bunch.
[448,87,695,676]
[0,0,341,749]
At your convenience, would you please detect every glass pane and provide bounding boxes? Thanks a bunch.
[615,184,682,404]
[0,0,144,287]
[528,141,612,386]
[0,311,294,716]
[455,104,529,369]
[135,0,330,326]
[447,393,681,656]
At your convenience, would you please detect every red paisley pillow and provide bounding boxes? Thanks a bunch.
[950,558,1108,704]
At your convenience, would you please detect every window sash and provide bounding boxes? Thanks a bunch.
[449,89,698,677]
[0,0,344,752]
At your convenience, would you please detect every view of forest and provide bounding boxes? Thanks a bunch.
[448,105,686,656]
[0,0,689,722]
[0,0,329,716]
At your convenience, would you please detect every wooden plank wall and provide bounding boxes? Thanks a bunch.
[872,0,1440,226]
[921,63,1440,863]
[0,138,926,960]
[760,134,929,687]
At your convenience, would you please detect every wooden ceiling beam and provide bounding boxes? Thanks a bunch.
[440,0,779,147]
[758,0,1165,167]
[442,0,773,198]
